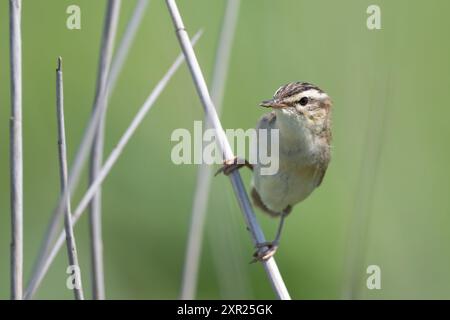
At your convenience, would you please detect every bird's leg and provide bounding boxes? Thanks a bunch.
[251,216,285,262]
[215,156,253,176]
[251,206,291,263]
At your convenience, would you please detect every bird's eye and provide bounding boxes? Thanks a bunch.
[299,97,309,106]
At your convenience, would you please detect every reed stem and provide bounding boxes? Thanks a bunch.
[9,0,23,300]
[166,0,290,300]
[88,0,121,300]
[56,57,85,300]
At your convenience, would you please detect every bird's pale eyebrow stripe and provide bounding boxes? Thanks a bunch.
[276,89,328,104]
[297,89,328,101]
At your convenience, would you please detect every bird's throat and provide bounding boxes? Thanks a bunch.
[274,109,313,153]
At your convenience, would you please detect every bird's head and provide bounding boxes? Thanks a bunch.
[260,82,332,134]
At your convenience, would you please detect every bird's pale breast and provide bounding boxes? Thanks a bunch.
[251,111,327,213]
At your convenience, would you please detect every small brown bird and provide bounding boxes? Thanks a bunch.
[217,82,332,261]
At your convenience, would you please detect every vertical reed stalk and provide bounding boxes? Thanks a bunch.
[9,0,23,300]
[88,0,121,300]
[56,57,84,300]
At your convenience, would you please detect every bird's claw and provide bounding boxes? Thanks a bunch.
[215,157,253,176]
[250,241,279,263]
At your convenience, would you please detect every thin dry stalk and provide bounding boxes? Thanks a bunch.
[89,1,150,296]
[166,0,290,300]
[88,0,121,300]
[180,0,241,300]
[56,57,84,300]
[9,0,23,300]
[23,32,203,297]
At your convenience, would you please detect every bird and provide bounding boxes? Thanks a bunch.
[216,81,332,261]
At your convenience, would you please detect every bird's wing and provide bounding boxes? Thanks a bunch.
[315,166,327,187]
[315,153,330,187]
[256,111,277,130]
[255,111,277,161]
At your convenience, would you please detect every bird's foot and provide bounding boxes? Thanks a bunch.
[215,157,253,176]
[250,241,279,263]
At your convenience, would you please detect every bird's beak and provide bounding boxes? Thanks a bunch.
[259,99,288,109]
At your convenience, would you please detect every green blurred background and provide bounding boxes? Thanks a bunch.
[1,0,450,299]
